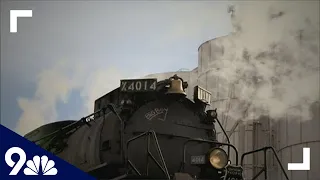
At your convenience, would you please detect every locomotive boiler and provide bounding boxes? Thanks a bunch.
[24,75,289,180]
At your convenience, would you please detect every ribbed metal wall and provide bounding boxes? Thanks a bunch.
[197,35,258,178]
[197,35,320,180]
[274,102,320,180]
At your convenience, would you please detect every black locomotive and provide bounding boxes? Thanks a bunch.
[24,75,289,180]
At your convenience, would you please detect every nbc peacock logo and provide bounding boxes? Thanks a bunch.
[5,147,58,176]
[24,155,58,175]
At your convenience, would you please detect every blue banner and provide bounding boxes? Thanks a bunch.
[0,124,95,180]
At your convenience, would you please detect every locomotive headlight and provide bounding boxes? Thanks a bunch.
[208,148,228,169]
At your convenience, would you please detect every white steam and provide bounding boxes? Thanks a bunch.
[15,61,130,136]
[210,1,319,121]
[15,61,85,135]
[80,67,132,115]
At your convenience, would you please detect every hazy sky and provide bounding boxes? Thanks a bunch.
[1,1,234,135]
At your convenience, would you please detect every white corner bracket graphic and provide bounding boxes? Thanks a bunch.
[288,147,310,171]
[10,10,33,33]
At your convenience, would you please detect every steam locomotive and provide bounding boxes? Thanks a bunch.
[24,75,289,180]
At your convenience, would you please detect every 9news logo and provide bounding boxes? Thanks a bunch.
[5,147,58,176]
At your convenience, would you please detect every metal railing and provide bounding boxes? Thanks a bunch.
[240,146,289,180]
[125,130,170,179]
[31,103,125,159]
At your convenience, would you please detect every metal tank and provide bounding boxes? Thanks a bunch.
[274,102,320,180]
[30,111,124,177]
[197,35,320,180]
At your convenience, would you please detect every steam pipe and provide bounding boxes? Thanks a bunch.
[107,104,125,162]
[215,117,231,160]
[32,108,105,143]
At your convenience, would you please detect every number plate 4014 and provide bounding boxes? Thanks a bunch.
[120,79,157,92]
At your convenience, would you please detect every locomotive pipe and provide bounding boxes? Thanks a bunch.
[207,108,231,157]
[214,116,231,160]
[32,108,106,143]
[107,103,125,163]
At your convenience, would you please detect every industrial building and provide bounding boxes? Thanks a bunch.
[95,34,320,180]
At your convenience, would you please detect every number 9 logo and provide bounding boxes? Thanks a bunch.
[5,147,26,175]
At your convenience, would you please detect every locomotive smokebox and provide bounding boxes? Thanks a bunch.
[166,74,188,96]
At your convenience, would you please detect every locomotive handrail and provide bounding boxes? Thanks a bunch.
[214,116,231,159]
[240,146,289,180]
[126,130,170,179]
[181,138,239,172]
[32,107,108,144]
[206,108,231,159]
[31,103,126,160]
[107,104,125,163]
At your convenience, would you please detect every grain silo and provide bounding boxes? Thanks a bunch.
[197,34,259,179]
[274,98,320,180]
[197,34,320,180]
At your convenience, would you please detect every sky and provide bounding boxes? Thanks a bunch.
[1,1,234,135]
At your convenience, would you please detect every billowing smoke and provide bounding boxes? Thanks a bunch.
[208,1,319,121]
[15,61,86,135]
[80,67,133,115]
[15,61,130,136]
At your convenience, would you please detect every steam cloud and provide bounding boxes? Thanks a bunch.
[15,61,84,135]
[15,61,128,136]
[209,1,319,121]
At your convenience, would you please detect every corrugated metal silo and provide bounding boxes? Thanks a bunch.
[274,102,320,180]
[197,35,320,180]
[198,35,269,179]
